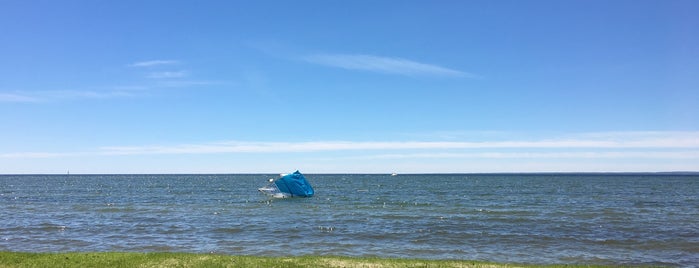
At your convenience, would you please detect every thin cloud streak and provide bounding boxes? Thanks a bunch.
[44,90,137,100]
[0,93,42,103]
[4,131,698,159]
[146,71,189,79]
[1,80,221,103]
[3,59,194,103]
[304,54,475,77]
[0,90,137,103]
[99,133,699,155]
[361,151,699,160]
[130,60,180,67]
[0,152,84,158]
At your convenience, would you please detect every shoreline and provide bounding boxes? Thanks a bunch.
[0,252,639,267]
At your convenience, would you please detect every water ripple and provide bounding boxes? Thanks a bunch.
[1,174,698,266]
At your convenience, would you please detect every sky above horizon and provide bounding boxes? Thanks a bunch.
[1,0,698,173]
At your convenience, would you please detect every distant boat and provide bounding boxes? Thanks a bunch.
[258,170,314,198]
[391,173,398,176]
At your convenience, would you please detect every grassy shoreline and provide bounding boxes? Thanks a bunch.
[0,252,625,267]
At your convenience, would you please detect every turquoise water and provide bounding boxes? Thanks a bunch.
[1,174,697,266]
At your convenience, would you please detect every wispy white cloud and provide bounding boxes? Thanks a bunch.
[46,90,137,100]
[2,59,222,103]
[0,89,137,103]
[0,152,83,159]
[4,132,698,165]
[0,80,218,103]
[154,80,226,88]
[571,131,698,141]
[129,60,180,67]
[361,151,699,160]
[146,71,189,79]
[94,131,699,155]
[303,54,475,77]
[0,93,42,103]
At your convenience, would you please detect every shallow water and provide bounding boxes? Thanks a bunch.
[1,174,698,266]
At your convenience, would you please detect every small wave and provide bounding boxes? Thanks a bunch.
[212,227,244,234]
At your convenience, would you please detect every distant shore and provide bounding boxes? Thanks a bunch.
[0,252,618,267]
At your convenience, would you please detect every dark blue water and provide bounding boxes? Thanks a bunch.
[1,174,698,266]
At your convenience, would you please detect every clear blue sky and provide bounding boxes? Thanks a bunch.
[1,0,698,173]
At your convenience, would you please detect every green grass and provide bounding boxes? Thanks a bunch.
[0,252,628,268]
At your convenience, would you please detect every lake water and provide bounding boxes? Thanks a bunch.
[1,174,697,266]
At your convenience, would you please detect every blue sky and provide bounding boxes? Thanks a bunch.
[1,0,698,173]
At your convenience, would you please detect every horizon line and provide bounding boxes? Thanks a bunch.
[2,171,697,176]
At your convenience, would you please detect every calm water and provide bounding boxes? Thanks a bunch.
[1,174,698,266]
